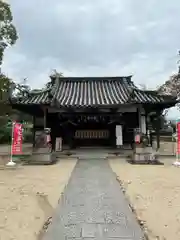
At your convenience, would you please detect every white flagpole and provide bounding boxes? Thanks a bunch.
[6,121,16,167]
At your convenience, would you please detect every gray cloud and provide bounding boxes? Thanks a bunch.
[2,0,180,97]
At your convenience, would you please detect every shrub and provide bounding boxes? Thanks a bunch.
[0,125,11,144]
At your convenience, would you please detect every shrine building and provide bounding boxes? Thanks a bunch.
[9,75,177,151]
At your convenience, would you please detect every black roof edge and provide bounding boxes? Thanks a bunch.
[50,75,133,81]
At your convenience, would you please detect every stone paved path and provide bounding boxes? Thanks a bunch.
[43,159,144,239]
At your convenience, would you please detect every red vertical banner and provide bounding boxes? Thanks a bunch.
[12,122,23,155]
[177,122,180,154]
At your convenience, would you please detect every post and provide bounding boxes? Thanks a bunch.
[6,122,16,166]
[43,108,47,128]
[156,115,161,150]
[32,116,36,148]
[156,129,160,150]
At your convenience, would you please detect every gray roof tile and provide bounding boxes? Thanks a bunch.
[13,77,177,107]
[52,79,132,107]
[17,90,50,105]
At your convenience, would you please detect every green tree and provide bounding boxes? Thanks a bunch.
[0,73,12,113]
[0,75,32,129]
[11,78,32,122]
[0,0,18,65]
[0,1,18,117]
[0,74,14,139]
[0,1,18,142]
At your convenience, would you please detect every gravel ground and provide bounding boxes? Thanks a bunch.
[109,157,180,240]
[0,158,77,240]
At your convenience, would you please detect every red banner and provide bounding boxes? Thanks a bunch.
[12,122,23,155]
[177,122,180,154]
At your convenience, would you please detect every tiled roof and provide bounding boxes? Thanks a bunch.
[52,78,133,107]
[12,77,177,107]
[132,89,174,104]
[15,90,51,105]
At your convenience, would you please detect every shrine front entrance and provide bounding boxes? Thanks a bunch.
[48,111,139,149]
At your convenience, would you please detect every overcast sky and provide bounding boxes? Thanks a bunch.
[2,0,180,118]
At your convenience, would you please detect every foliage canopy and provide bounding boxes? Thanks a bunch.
[0,0,18,65]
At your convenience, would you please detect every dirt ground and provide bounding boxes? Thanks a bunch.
[109,158,180,240]
[0,158,77,240]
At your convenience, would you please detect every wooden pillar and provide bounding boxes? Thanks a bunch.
[156,115,161,150]
[49,113,56,152]
[68,125,73,149]
[43,107,47,128]
[32,115,36,148]
[109,124,115,147]
[51,132,56,151]
[156,131,160,149]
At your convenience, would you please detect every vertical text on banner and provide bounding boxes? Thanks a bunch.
[177,121,180,155]
[12,122,23,155]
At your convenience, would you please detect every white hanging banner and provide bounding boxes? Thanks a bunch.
[116,125,123,146]
[116,125,122,136]
[140,115,146,134]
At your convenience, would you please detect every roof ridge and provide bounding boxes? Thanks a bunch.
[51,75,132,79]
[29,88,51,95]
[52,76,133,82]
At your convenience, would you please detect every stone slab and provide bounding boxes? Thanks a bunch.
[43,159,144,240]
